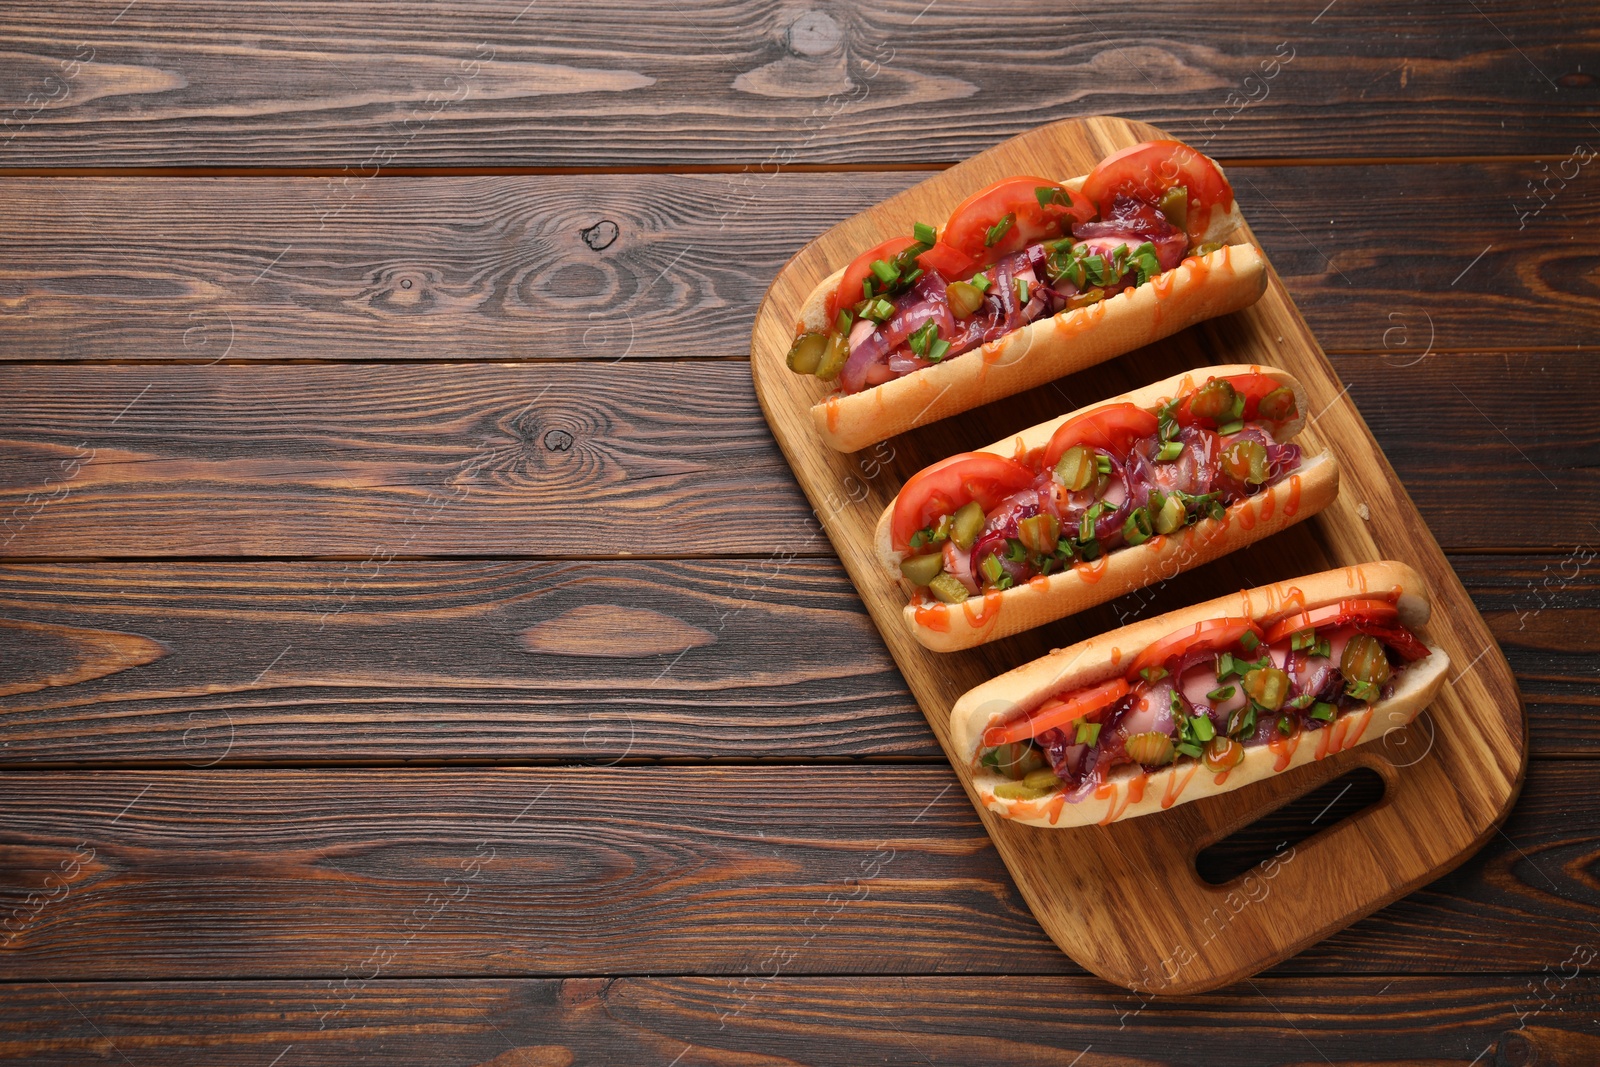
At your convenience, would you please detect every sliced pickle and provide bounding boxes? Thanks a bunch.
[927,573,970,604]
[899,552,944,587]
[786,331,828,375]
[951,501,986,550]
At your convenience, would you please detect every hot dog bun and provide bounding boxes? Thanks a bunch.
[950,561,1449,827]
[801,171,1267,453]
[876,365,1339,652]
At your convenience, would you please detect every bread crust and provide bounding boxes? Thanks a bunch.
[798,163,1265,453]
[877,365,1337,651]
[949,561,1449,827]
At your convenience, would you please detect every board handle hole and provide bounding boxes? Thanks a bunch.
[1194,767,1387,886]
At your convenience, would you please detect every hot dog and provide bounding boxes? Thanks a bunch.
[877,366,1339,652]
[786,139,1268,452]
[949,561,1449,827]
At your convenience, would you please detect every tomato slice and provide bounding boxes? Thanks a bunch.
[1081,140,1234,241]
[1125,617,1263,682]
[1175,373,1292,428]
[890,452,1036,552]
[827,237,980,321]
[829,236,917,320]
[1350,622,1432,663]
[1041,403,1160,470]
[941,176,1096,264]
[917,240,977,279]
[983,678,1129,747]
[1262,598,1400,647]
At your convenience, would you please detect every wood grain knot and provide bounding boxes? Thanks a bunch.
[521,605,715,658]
[556,977,610,1007]
[0,618,167,699]
[475,1046,575,1067]
[580,220,619,251]
[788,10,843,56]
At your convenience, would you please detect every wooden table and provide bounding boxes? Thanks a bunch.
[0,3,1594,1063]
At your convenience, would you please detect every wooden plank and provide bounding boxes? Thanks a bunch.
[0,163,1592,363]
[0,975,1575,1065]
[0,355,1594,559]
[0,762,1595,979]
[0,559,932,764]
[0,1,1591,168]
[750,114,1525,993]
[0,554,1588,766]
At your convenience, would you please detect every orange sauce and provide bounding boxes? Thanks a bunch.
[1284,473,1302,518]
[1258,484,1276,523]
[1267,732,1301,772]
[1128,771,1148,804]
[1074,556,1109,584]
[1314,719,1336,761]
[1042,793,1067,826]
[1280,586,1306,614]
[1213,770,1232,787]
[824,398,841,432]
[962,589,1003,628]
[914,601,950,632]
[1028,574,1051,592]
[1237,499,1258,532]
[1110,646,1122,668]
[1341,707,1375,753]
[1152,272,1176,300]
[1161,763,1200,809]
[1146,534,1167,555]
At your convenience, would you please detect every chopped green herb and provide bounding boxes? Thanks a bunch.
[1156,440,1184,462]
[870,258,899,285]
[1228,705,1258,738]
[979,554,1004,585]
[863,297,896,322]
[1076,720,1101,746]
[913,222,937,245]
[1239,630,1261,652]
[1123,506,1153,546]
[927,338,951,362]
[1206,684,1236,702]
[1139,666,1169,683]
[1314,637,1332,659]
[1190,715,1216,742]
[1346,678,1380,702]
[1095,454,1112,475]
[1217,652,1238,680]
[1004,538,1027,563]
[1176,743,1204,759]
[984,213,1015,247]
[907,320,940,359]
[1277,715,1296,736]
[1289,627,1316,652]
[1015,277,1031,305]
[971,272,991,293]
[1310,702,1337,722]
[1216,419,1245,435]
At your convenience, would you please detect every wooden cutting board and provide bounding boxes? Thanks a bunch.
[748,116,1525,994]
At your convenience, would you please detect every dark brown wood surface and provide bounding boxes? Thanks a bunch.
[1,1,1595,167]
[1,0,1595,1060]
